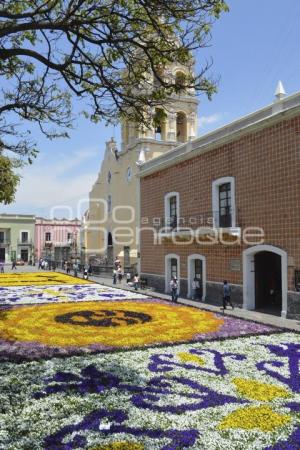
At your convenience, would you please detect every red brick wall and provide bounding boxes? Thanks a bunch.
[140,115,300,290]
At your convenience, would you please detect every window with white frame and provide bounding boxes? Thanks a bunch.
[45,232,51,242]
[164,192,179,230]
[212,177,236,228]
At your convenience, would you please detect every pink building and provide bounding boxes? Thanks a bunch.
[35,217,81,263]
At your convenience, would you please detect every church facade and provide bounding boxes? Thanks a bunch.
[85,62,198,269]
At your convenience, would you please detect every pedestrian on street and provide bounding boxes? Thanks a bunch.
[170,276,178,302]
[222,280,234,310]
[73,262,78,277]
[133,274,139,291]
[88,264,93,276]
[114,257,121,269]
[0,261,4,273]
[11,259,17,270]
[112,269,117,285]
[117,265,123,283]
[192,278,200,300]
[126,272,131,284]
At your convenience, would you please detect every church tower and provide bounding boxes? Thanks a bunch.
[85,62,198,269]
[120,62,198,163]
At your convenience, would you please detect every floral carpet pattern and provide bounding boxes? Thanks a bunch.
[0,272,299,449]
[0,271,90,286]
[0,283,149,305]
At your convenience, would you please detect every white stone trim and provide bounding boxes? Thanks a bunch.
[187,254,206,300]
[139,92,300,177]
[212,176,236,228]
[164,192,180,228]
[243,244,288,318]
[165,253,180,294]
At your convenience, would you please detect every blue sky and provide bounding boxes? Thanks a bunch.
[2,0,300,218]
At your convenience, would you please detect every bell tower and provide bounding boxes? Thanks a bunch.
[120,62,198,162]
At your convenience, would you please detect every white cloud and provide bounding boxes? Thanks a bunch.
[54,146,99,177]
[2,146,100,218]
[198,113,222,128]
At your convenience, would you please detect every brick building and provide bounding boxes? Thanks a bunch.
[139,86,300,319]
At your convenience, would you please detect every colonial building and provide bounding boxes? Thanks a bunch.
[0,214,35,263]
[35,217,81,262]
[139,84,300,319]
[85,62,198,268]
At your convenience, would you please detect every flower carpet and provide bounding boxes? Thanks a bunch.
[0,272,300,449]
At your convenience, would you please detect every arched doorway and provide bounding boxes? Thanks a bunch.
[187,254,206,301]
[107,232,113,265]
[243,245,287,318]
[255,252,282,312]
[165,254,180,294]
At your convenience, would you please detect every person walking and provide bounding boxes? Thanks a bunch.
[11,259,17,270]
[222,280,234,310]
[170,276,178,303]
[133,274,139,291]
[117,265,123,283]
[73,262,78,277]
[126,272,131,284]
[0,261,4,273]
[114,257,121,269]
[88,264,93,276]
[112,269,117,285]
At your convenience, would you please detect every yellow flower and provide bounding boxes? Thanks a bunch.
[218,405,291,432]
[91,443,143,450]
[0,271,90,286]
[0,301,223,348]
[177,352,205,366]
[233,378,290,401]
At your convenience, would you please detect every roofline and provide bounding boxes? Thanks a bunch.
[138,91,300,177]
[0,214,35,219]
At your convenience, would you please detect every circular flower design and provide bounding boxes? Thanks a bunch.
[55,309,152,327]
[0,301,223,348]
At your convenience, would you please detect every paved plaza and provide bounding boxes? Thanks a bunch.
[0,269,300,449]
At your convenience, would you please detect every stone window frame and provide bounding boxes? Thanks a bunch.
[212,176,236,228]
[164,192,180,229]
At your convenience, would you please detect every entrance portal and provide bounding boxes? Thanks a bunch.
[0,248,5,262]
[254,251,282,312]
[187,254,206,301]
[21,249,28,262]
[243,245,287,318]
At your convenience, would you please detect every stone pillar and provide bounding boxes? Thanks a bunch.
[167,112,177,141]
[188,112,196,140]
